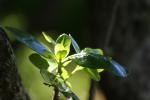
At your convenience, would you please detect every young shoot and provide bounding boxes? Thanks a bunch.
[5,27,127,100]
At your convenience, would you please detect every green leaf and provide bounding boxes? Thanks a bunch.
[55,44,67,59]
[55,34,71,59]
[84,68,100,81]
[69,48,127,77]
[62,60,72,66]
[42,32,56,45]
[83,48,103,55]
[69,34,80,53]
[5,27,54,58]
[40,69,56,84]
[56,34,71,48]
[61,68,69,79]
[97,69,104,73]
[40,68,78,99]
[104,59,128,77]
[69,48,107,69]
[47,61,58,74]
[29,53,49,70]
[71,66,83,75]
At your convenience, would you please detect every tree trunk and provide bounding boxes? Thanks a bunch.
[0,27,30,100]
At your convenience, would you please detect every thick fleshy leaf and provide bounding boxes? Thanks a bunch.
[55,44,67,59]
[40,69,56,84]
[84,68,100,81]
[104,59,127,77]
[69,48,127,77]
[5,27,54,58]
[56,34,71,48]
[29,53,49,70]
[55,34,71,59]
[69,49,108,69]
[42,32,56,45]
[83,48,103,55]
[69,34,80,53]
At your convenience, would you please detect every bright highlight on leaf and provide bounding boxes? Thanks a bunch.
[6,26,128,100]
[69,34,81,53]
[54,44,67,59]
[55,34,71,60]
[42,32,56,45]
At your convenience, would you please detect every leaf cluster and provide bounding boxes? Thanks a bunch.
[5,27,127,100]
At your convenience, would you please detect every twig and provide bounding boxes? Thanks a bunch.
[53,87,59,100]
[104,0,120,50]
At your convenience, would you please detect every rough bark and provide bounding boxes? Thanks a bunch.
[0,27,30,100]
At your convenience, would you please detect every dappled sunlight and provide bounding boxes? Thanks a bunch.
[15,42,91,100]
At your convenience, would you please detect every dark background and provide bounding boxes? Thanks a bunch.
[0,0,150,100]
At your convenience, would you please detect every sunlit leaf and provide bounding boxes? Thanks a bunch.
[29,53,49,70]
[55,44,67,59]
[42,32,56,45]
[5,27,54,58]
[97,69,104,73]
[69,34,80,53]
[56,34,71,48]
[62,60,72,66]
[61,68,69,79]
[83,48,103,55]
[47,60,58,74]
[71,66,83,75]
[84,68,100,81]
[55,34,71,59]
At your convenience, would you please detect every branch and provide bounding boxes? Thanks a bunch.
[53,87,59,100]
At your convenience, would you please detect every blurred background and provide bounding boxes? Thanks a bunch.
[1,0,150,100]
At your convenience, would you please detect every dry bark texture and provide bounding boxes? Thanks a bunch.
[0,27,30,100]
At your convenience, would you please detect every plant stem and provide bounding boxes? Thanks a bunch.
[58,59,62,75]
[62,57,71,64]
[53,87,59,100]
[53,59,62,100]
